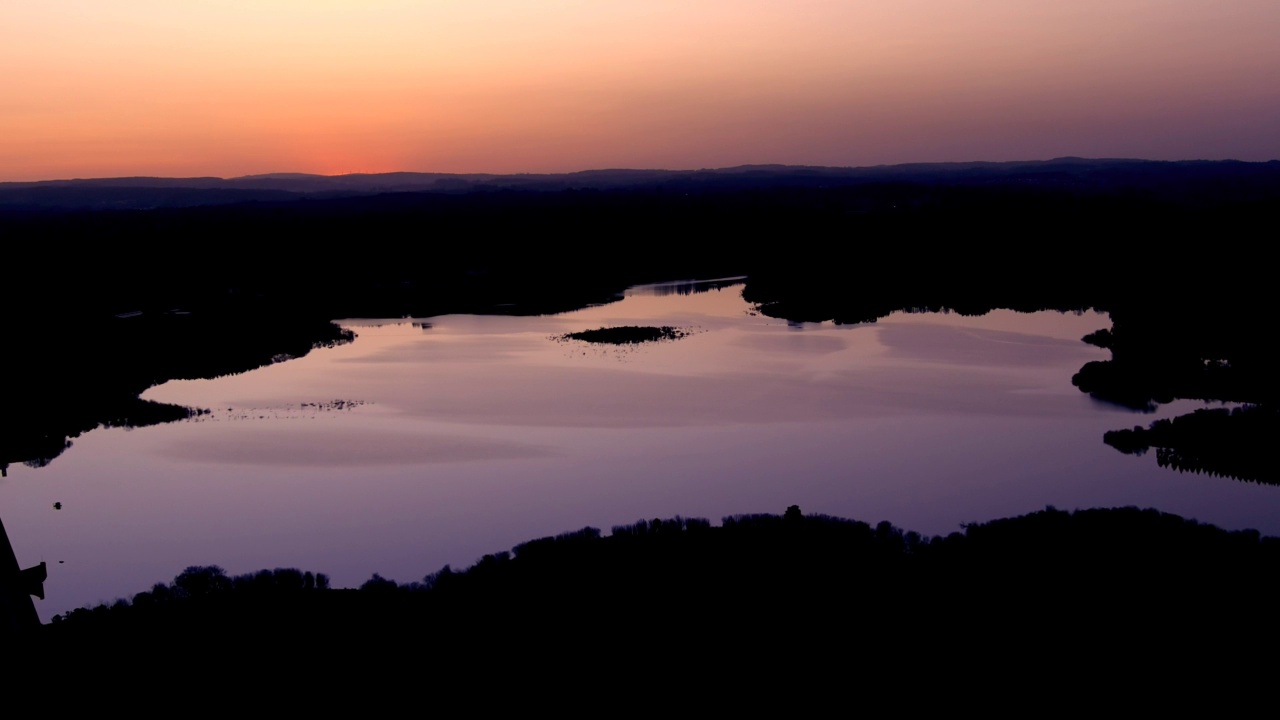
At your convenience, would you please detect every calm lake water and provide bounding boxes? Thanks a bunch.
[5,279,1275,621]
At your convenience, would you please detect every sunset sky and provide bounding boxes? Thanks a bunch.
[4,1,1278,181]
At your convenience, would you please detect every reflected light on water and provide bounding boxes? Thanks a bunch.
[5,280,1274,621]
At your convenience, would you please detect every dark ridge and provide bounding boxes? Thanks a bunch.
[6,158,1280,210]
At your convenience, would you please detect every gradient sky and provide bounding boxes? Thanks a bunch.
[3,1,1278,180]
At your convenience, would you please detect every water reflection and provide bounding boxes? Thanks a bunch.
[6,281,1279,624]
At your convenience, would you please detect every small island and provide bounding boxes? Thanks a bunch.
[559,325,690,345]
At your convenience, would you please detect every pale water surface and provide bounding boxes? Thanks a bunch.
[4,280,1273,621]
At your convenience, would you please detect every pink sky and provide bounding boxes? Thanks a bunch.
[3,1,1278,181]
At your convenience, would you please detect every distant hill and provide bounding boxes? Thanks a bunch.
[4,158,1278,211]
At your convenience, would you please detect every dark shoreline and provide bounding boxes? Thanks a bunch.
[16,504,1280,690]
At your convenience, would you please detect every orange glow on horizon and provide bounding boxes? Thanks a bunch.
[3,2,1278,181]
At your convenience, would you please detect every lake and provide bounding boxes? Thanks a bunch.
[5,278,1275,621]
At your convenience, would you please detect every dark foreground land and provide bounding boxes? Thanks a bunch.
[4,160,1280,699]
[13,505,1280,700]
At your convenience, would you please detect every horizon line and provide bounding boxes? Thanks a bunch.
[7,156,1276,185]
